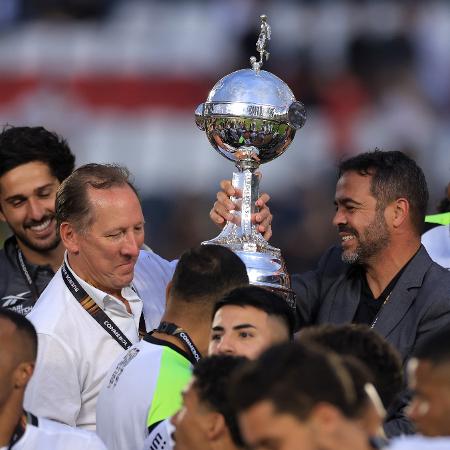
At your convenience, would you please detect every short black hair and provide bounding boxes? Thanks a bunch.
[0,125,75,182]
[413,326,450,366]
[230,342,357,420]
[0,307,38,360]
[213,285,296,338]
[193,355,248,447]
[299,324,403,409]
[171,245,249,304]
[338,150,428,234]
[341,355,376,418]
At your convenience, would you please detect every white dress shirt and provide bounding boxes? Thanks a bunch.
[24,250,176,430]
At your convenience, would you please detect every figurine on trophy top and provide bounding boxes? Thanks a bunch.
[195,14,306,305]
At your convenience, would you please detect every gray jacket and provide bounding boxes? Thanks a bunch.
[293,244,450,363]
[0,236,55,315]
[293,245,450,437]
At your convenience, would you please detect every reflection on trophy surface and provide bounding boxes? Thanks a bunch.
[195,15,306,305]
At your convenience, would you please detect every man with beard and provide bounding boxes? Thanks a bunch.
[0,126,75,315]
[211,150,450,364]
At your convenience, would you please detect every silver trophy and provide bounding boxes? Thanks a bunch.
[195,15,306,305]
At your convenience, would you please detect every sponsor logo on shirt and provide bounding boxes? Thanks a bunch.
[1,291,33,315]
[1,291,32,305]
[107,347,140,388]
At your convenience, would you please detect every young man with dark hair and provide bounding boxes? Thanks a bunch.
[171,355,247,450]
[96,244,249,450]
[0,126,75,315]
[230,342,372,450]
[209,285,295,359]
[299,323,404,436]
[339,355,386,445]
[0,308,106,450]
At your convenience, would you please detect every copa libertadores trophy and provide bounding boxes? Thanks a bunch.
[195,15,306,305]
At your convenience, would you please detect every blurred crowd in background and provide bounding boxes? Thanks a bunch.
[0,0,449,273]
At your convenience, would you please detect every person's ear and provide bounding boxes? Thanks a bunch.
[60,222,80,254]
[206,412,227,441]
[391,198,409,228]
[309,403,341,435]
[13,361,34,389]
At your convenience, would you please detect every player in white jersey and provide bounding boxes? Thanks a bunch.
[96,245,249,450]
[0,308,106,450]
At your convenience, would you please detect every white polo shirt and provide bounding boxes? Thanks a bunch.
[0,416,106,450]
[24,250,176,430]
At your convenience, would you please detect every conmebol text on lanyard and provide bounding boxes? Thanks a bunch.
[61,262,146,350]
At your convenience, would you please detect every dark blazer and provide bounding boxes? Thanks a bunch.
[292,244,450,364]
[292,245,450,437]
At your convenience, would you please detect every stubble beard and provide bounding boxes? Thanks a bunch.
[341,210,391,265]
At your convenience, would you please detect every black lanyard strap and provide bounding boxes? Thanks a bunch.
[16,247,40,301]
[8,411,38,450]
[152,321,201,363]
[61,262,146,350]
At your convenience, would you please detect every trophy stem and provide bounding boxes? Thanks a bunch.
[234,166,258,239]
[203,153,279,255]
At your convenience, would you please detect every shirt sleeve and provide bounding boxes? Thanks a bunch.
[24,333,81,427]
[133,251,178,331]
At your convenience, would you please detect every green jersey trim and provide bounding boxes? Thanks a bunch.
[146,346,192,429]
[425,212,450,226]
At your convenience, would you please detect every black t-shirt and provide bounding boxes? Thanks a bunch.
[352,254,416,326]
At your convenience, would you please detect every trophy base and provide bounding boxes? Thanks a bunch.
[202,223,296,308]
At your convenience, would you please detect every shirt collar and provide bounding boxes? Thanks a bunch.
[64,252,140,310]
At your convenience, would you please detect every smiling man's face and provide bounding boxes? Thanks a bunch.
[333,171,390,265]
[0,161,61,253]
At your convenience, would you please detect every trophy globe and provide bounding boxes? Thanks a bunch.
[195,15,306,305]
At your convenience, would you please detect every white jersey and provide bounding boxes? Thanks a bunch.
[96,335,194,450]
[389,436,450,450]
[0,416,106,450]
[422,225,450,270]
[142,418,174,450]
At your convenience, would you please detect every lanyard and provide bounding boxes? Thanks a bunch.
[61,262,146,350]
[8,411,38,450]
[16,247,40,301]
[149,321,202,363]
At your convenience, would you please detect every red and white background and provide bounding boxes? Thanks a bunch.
[0,0,449,272]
